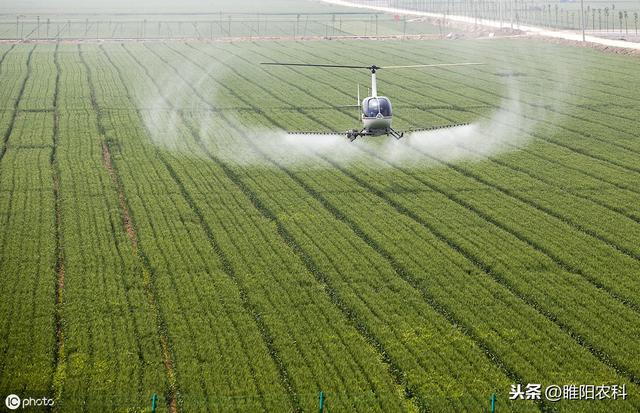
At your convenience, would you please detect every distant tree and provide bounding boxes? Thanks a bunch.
[572,11,576,28]
[592,8,596,30]
[604,7,609,31]
[623,11,628,35]
[635,12,638,35]
[598,9,602,31]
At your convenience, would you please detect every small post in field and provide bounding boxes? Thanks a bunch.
[151,393,158,413]
[318,391,325,413]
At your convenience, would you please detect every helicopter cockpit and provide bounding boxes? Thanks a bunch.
[362,97,392,118]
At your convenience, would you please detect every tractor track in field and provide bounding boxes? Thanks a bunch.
[78,44,180,413]
[0,45,35,164]
[101,140,179,413]
[185,42,640,386]
[0,44,15,66]
[50,42,66,408]
[102,144,138,249]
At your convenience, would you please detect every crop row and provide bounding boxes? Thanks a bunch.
[0,132,57,397]
[2,39,638,412]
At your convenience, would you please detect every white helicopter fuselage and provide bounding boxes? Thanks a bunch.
[358,70,394,135]
[361,102,393,134]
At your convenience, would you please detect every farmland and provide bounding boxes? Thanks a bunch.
[1,7,640,412]
[0,0,449,41]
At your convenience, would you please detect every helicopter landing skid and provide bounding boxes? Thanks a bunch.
[346,128,404,142]
[387,128,404,140]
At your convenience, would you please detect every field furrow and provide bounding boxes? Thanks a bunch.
[0,45,35,164]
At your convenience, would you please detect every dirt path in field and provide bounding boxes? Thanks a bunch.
[0,33,448,44]
[4,30,639,57]
[50,42,68,405]
[101,142,179,413]
[321,0,640,54]
[102,143,138,249]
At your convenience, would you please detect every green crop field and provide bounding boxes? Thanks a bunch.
[1,6,640,411]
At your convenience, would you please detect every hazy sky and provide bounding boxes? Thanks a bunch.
[0,0,336,14]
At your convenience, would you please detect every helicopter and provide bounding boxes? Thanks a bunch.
[261,61,484,141]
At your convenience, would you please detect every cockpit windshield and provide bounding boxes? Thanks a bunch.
[378,98,391,116]
[363,97,392,117]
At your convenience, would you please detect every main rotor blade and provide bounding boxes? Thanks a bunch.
[381,63,484,69]
[260,62,484,71]
[261,62,371,69]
